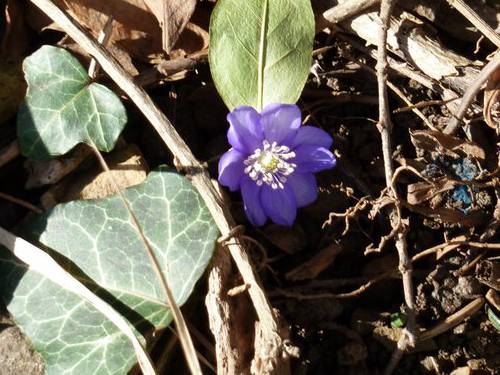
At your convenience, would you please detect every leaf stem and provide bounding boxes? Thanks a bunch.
[89,143,203,375]
[257,0,268,111]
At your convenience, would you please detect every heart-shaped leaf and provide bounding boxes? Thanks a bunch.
[0,167,219,374]
[209,0,314,111]
[17,45,127,160]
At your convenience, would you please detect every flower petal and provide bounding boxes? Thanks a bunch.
[261,103,302,145]
[294,144,337,173]
[241,177,267,226]
[292,126,332,148]
[260,184,297,226]
[227,106,263,153]
[218,149,245,192]
[287,173,318,207]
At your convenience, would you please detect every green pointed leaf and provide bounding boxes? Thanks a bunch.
[209,0,314,111]
[17,45,127,160]
[0,167,219,374]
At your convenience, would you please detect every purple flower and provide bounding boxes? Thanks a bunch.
[218,104,336,226]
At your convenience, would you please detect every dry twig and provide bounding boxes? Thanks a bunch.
[375,2,417,374]
[444,52,500,134]
[418,297,485,342]
[446,0,500,48]
[0,191,42,213]
[0,140,20,168]
[88,16,114,79]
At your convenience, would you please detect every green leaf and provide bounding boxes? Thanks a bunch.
[209,0,314,111]
[0,167,219,374]
[17,45,127,160]
[390,312,407,328]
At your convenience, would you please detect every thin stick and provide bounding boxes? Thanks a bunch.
[0,140,20,168]
[90,144,202,375]
[412,240,500,263]
[167,326,216,373]
[393,98,460,113]
[375,2,417,374]
[386,80,437,131]
[0,191,42,213]
[418,297,485,342]
[444,52,500,134]
[28,0,288,372]
[352,56,437,130]
[0,226,157,375]
[446,0,500,48]
[274,271,393,300]
[88,16,114,79]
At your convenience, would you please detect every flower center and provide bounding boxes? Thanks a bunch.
[244,140,296,189]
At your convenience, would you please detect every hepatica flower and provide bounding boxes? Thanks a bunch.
[218,104,336,226]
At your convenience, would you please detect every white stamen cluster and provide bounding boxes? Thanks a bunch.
[244,140,296,189]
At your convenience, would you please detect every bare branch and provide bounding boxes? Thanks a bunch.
[444,52,500,134]
[374,1,417,374]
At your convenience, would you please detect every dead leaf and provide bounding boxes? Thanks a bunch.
[407,178,455,205]
[29,0,162,59]
[145,0,197,53]
[410,130,486,160]
[286,244,343,281]
[168,22,209,60]
[406,203,485,227]
[26,0,199,61]
[450,367,472,375]
[483,59,500,130]
[25,144,93,189]
[41,144,148,208]
[62,38,139,77]
[263,224,306,255]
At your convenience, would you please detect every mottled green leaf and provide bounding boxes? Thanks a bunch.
[209,0,314,111]
[0,167,219,374]
[17,45,127,160]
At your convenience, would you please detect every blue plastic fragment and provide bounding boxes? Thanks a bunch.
[451,185,472,213]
